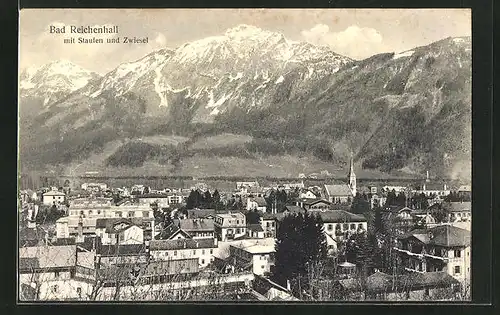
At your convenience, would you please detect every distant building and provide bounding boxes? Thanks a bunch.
[412,183,451,198]
[81,183,107,192]
[236,181,260,190]
[229,240,275,276]
[299,189,318,199]
[95,218,145,245]
[246,224,265,239]
[42,190,66,206]
[394,225,471,286]
[179,218,215,239]
[149,238,217,269]
[260,213,277,238]
[246,197,267,212]
[295,198,331,211]
[214,212,247,241]
[309,210,368,255]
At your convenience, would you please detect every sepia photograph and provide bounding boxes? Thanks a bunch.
[18,8,472,302]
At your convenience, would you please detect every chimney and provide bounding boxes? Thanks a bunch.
[444,184,448,190]
[196,241,199,248]
[286,279,291,291]
[183,241,187,249]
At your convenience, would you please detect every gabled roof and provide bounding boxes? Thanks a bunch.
[149,238,216,251]
[96,243,148,256]
[186,209,216,219]
[338,272,393,293]
[310,210,367,223]
[179,218,214,232]
[156,223,191,240]
[43,190,65,196]
[251,197,267,207]
[96,217,145,233]
[442,201,471,213]
[324,184,353,197]
[19,245,76,269]
[399,225,470,247]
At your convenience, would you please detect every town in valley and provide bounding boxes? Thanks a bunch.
[18,162,471,301]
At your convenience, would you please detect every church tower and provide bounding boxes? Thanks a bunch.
[348,152,357,196]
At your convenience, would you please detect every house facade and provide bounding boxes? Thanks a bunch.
[246,197,267,212]
[229,242,275,276]
[394,225,471,287]
[95,218,144,245]
[178,218,215,239]
[42,190,66,206]
[214,212,247,241]
[149,238,217,269]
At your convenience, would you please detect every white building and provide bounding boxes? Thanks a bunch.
[309,210,368,255]
[229,240,275,276]
[246,197,267,212]
[95,218,145,245]
[42,190,66,206]
[149,238,217,269]
[214,212,247,241]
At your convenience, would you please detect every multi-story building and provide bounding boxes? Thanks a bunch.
[309,210,368,255]
[394,225,471,287]
[260,213,277,238]
[214,212,246,241]
[42,190,66,206]
[149,238,217,269]
[229,241,275,276]
[57,198,155,240]
[95,218,145,245]
[178,218,215,239]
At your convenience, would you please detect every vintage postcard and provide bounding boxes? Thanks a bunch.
[18,9,471,302]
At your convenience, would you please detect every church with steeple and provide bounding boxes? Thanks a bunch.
[322,153,357,204]
[348,153,357,196]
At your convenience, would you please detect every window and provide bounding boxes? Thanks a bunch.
[261,265,265,269]
[174,251,177,256]
[236,228,240,234]
[76,287,82,297]
[97,210,101,215]
[143,211,150,218]
[327,224,333,231]
[343,224,348,230]
[454,266,461,274]
[119,233,124,242]
[350,224,356,230]
[266,222,270,227]
[271,222,275,227]
[116,211,122,217]
[358,224,363,230]
[237,220,239,224]
[193,250,196,255]
[202,249,205,255]
[454,249,461,258]
[128,212,134,218]
[201,259,205,264]
[54,271,60,278]
[52,285,58,293]
[210,249,213,254]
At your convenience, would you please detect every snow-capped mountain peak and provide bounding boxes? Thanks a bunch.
[19,60,100,106]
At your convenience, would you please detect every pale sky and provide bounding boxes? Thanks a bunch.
[19,9,471,75]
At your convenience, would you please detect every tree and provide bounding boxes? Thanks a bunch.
[351,193,370,214]
[245,210,262,225]
[211,190,223,210]
[186,190,202,209]
[273,212,326,295]
[202,190,213,208]
[374,205,383,233]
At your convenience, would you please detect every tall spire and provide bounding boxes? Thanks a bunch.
[348,151,356,196]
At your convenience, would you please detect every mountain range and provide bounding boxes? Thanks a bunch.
[18,25,471,180]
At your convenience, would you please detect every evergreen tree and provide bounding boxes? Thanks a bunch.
[351,193,370,214]
[245,209,262,225]
[273,212,326,292]
[374,205,383,233]
[212,189,222,210]
[186,190,202,209]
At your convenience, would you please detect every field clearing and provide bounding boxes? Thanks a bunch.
[139,135,190,146]
[189,133,253,150]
